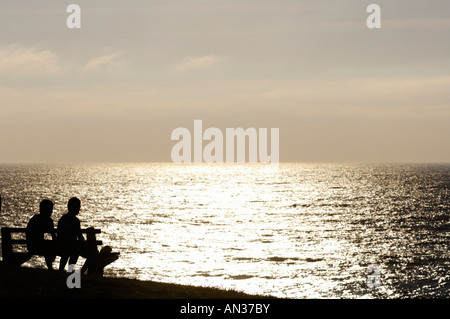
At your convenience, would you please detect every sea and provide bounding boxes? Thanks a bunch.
[0,162,449,299]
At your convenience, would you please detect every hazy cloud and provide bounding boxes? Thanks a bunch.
[175,55,220,71]
[0,45,62,75]
[81,53,122,72]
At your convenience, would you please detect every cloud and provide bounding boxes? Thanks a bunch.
[0,45,62,75]
[81,53,121,72]
[175,55,219,71]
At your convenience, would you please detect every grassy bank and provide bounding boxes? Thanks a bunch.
[0,262,272,299]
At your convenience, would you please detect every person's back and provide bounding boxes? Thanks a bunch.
[26,199,56,270]
[57,197,85,271]
[57,212,81,241]
[26,213,54,251]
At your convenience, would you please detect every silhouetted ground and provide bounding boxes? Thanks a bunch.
[0,262,271,299]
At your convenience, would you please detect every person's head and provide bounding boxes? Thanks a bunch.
[67,197,81,215]
[39,199,54,217]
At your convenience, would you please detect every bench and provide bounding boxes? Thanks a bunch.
[1,227,119,276]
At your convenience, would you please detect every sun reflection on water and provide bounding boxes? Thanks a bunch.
[1,163,450,298]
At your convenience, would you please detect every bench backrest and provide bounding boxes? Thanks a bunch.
[1,227,103,254]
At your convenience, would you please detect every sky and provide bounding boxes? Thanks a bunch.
[0,0,449,163]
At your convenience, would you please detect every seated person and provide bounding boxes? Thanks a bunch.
[57,197,87,271]
[26,199,57,270]
[57,197,119,275]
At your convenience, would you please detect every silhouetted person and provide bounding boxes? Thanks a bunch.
[57,197,85,271]
[26,199,57,270]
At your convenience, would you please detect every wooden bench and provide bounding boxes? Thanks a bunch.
[1,227,119,276]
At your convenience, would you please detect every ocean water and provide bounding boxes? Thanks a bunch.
[0,162,449,298]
